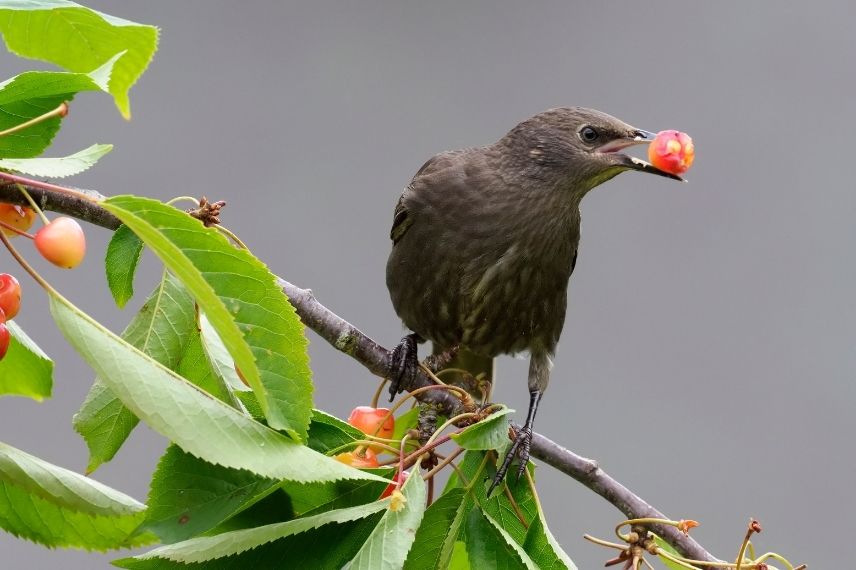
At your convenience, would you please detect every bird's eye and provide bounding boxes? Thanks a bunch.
[579,126,599,143]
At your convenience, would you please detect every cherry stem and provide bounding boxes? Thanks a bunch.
[0,223,53,293]
[422,446,464,481]
[370,376,387,408]
[15,184,50,225]
[0,219,34,240]
[0,102,68,139]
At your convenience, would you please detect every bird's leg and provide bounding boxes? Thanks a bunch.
[387,332,421,401]
[487,351,551,496]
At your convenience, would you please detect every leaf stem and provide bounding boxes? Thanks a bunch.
[215,225,249,250]
[422,446,464,481]
[0,102,68,138]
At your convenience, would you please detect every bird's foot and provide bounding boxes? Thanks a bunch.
[487,424,533,497]
[387,333,420,401]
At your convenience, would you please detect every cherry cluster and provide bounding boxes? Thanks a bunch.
[0,202,88,359]
[337,405,408,499]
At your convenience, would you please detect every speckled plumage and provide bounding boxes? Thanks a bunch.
[385,107,679,492]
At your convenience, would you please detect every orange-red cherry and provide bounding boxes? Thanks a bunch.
[0,321,9,360]
[648,130,695,175]
[34,217,86,269]
[0,274,20,320]
[348,406,395,439]
[334,449,379,468]
[0,203,35,237]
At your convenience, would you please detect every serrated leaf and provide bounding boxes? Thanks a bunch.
[446,450,537,545]
[523,512,577,570]
[0,321,53,401]
[306,409,363,454]
[345,467,427,570]
[0,143,111,177]
[51,291,384,484]
[74,271,196,472]
[0,1,158,118]
[105,224,144,308]
[281,469,392,517]
[450,407,514,450]
[466,507,537,570]
[0,57,119,158]
[102,196,313,440]
[116,495,389,565]
[403,487,472,570]
[142,445,280,544]
[0,440,151,550]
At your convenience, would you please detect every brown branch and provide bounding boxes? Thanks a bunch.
[1,180,719,564]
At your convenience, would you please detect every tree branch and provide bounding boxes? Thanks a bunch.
[2,180,719,564]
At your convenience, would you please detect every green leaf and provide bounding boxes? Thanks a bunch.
[198,313,248,394]
[391,406,420,442]
[653,536,690,570]
[450,407,514,450]
[281,469,392,517]
[0,321,53,401]
[143,445,280,544]
[51,291,384,484]
[403,487,473,570]
[306,409,363,454]
[0,60,117,158]
[115,495,390,566]
[345,467,427,570]
[104,224,144,308]
[101,195,313,440]
[465,507,537,570]
[445,450,537,546]
[0,1,158,118]
[177,329,241,407]
[73,271,196,472]
[0,440,151,550]
[523,512,577,570]
[0,143,111,177]
[449,541,472,569]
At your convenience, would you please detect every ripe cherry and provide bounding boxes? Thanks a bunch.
[348,406,395,439]
[648,130,695,175]
[334,448,379,468]
[34,217,86,269]
[0,312,9,360]
[380,470,409,499]
[0,204,35,237]
[0,274,20,320]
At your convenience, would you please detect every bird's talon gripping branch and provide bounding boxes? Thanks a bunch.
[387,332,421,400]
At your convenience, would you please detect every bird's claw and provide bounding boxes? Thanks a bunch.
[487,424,532,497]
[387,333,419,401]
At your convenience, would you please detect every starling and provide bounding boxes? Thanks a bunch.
[385,107,682,494]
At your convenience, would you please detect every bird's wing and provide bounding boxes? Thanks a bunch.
[389,149,472,244]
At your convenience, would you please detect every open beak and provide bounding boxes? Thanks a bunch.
[596,129,685,182]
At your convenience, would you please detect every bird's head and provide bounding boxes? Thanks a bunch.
[500,106,683,196]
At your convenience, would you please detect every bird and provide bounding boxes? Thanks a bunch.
[385,107,683,495]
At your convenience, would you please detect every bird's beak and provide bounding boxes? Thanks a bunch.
[596,129,685,182]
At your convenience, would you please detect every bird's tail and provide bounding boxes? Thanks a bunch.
[432,345,494,402]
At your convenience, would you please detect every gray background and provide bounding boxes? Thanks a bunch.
[0,2,852,568]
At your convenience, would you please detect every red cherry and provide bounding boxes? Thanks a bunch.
[0,274,20,320]
[380,470,409,499]
[0,321,9,360]
[34,217,86,269]
[647,130,695,175]
[348,406,395,439]
[0,204,35,237]
[334,449,379,468]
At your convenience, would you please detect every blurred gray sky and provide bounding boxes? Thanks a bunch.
[1,1,853,568]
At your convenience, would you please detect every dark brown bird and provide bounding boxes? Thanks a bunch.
[385,107,682,494]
